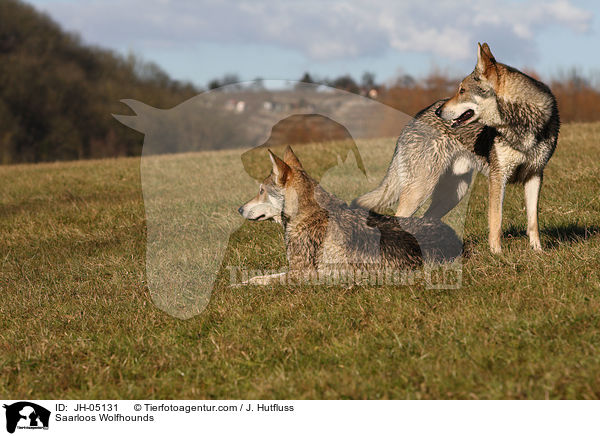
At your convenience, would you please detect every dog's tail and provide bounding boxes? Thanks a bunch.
[351,168,401,213]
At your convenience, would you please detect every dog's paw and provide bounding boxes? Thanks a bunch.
[231,278,264,287]
[246,276,270,286]
[530,239,543,251]
[489,242,502,254]
[232,272,287,287]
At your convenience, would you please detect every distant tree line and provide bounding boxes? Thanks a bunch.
[1,0,599,164]
[207,68,600,125]
[275,69,600,124]
[378,68,600,124]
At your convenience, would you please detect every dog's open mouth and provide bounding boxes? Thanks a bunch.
[451,109,475,127]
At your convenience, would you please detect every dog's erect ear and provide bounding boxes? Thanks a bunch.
[476,42,496,74]
[268,149,291,185]
[480,43,496,63]
[283,146,303,169]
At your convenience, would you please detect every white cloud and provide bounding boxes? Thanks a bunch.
[32,0,592,62]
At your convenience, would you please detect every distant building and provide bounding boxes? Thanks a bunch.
[235,101,246,113]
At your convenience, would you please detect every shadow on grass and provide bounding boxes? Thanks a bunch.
[463,223,599,255]
[504,223,600,246]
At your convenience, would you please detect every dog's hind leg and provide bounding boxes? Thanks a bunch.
[424,160,475,219]
[395,180,436,217]
[524,173,543,251]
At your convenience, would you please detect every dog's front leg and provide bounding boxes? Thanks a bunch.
[240,269,315,286]
[239,272,287,286]
[524,173,543,251]
[488,170,506,253]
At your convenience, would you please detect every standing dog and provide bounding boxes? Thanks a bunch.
[354,43,559,253]
[238,147,462,285]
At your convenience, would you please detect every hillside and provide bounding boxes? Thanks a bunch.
[0,0,197,164]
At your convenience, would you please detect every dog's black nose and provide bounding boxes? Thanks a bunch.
[237,206,244,215]
[435,105,443,118]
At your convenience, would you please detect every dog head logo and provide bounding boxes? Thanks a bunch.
[3,402,50,433]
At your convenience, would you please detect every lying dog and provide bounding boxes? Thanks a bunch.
[237,147,462,285]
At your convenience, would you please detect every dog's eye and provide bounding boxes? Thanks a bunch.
[259,188,264,194]
[459,88,465,94]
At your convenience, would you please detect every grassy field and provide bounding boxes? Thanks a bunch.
[1,122,599,399]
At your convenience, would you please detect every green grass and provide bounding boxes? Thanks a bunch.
[1,123,599,399]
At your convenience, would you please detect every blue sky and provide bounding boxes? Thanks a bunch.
[27,0,600,88]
